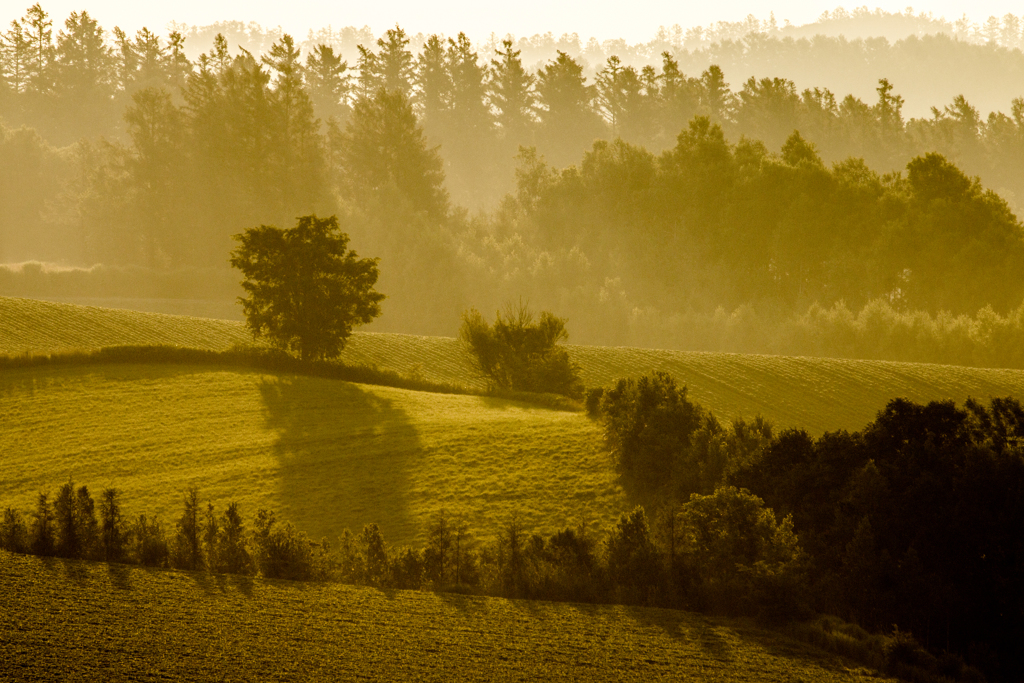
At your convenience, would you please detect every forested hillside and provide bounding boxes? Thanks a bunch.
[2,4,1024,363]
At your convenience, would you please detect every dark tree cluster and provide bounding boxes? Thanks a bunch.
[590,376,1024,681]
[731,397,1024,682]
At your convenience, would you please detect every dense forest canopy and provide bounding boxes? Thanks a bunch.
[2,4,1024,360]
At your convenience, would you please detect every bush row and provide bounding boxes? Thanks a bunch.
[1,479,971,682]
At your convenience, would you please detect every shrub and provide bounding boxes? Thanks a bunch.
[131,514,169,567]
[0,507,28,553]
[460,302,584,399]
[251,509,328,581]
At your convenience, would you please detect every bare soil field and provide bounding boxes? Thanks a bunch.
[0,550,892,682]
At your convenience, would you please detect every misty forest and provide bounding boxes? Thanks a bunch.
[3,4,1024,683]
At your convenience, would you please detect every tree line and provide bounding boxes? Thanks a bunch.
[3,4,1024,362]
[591,377,1024,683]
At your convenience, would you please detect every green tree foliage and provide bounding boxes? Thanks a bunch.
[251,509,328,581]
[231,214,384,361]
[599,372,705,492]
[459,302,583,399]
[605,506,662,603]
[0,507,29,553]
[52,482,99,560]
[535,51,604,166]
[423,508,473,587]
[733,396,1024,680]
[0,121,63,263]
[29,492,55,556]
[354,26,413,99]
[99,487,126,562]
[304,43,350,125]
[336,86,448,221]
[171,486,203,570]
[487,39,535,146]
[358,523,389,586]
[210,502,252,574]
[130,513,169,567]
[676,486,804,617]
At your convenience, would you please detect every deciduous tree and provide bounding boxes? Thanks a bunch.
[231,214,384,361]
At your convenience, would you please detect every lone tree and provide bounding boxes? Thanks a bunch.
[231,214,385,361]
[459,301,584,399]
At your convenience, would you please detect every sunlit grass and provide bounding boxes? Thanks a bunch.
[0,363,617,547]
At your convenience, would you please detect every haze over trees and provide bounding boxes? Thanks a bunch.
[2,4,1024,361]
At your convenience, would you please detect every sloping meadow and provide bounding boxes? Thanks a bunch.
[5,296,1024,434]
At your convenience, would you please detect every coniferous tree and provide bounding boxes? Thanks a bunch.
[76,484,99,559]
[53,479,81,558]
[202,502,219,569]
[443,33,497,199]
[536,51,604,166]
[305,43,350,124]
[1,19,32,96]
[1,507,29,553]
[734,76,801,151]
[214,502,252,574]
[337,87,448,221]
[99,487,126,562]
[171,486,203,570]
[30,492,55,556]
[165,30,191,90]
[131,513,169,567]
[657,52,701,145]
[124,86,186,266]
[699,65,732,124]
[424,509,453,585]
[263,34,328,218]
[356,26,413,101]
[487,39,535,147]
[48,11,115,142]
[110,26,136,93]
[21,4,52,94]
[415,34,451,137]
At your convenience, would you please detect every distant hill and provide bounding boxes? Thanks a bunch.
[0,550,896,682]
[5,296,1024,434]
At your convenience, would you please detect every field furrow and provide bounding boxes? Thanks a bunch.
[0,551,893,682]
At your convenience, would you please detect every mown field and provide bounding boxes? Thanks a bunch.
[0,363,616,547]
[5,295,1024,434]
[0,550,892,682]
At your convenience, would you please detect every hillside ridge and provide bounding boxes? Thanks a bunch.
[4,295,1024,435]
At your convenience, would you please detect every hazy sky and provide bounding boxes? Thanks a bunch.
[23,1,1024,43]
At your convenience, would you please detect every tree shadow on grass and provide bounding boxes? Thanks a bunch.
[258,376,424,548]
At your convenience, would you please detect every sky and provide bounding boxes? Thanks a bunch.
[22,0,1024,43]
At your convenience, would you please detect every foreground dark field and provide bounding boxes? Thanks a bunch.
[0,551,889,682]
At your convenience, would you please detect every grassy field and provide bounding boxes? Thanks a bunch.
[0,363,616,547]
[5,295,1024,434]
[0,550,893,682]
